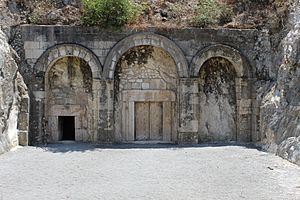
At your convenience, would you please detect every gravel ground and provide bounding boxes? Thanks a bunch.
[0,143,299,200]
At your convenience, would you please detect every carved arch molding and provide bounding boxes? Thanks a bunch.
[103,33,189,79]
[35,43,102,79]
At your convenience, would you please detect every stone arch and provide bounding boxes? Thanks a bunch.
[35,43,102,79]
[31,44,102,143]
[44,56,99,143]
[190,44,251,78]
[191,44,257,142]
[103,33,189,79]
[197,57,238,142]
[113,45,179,143]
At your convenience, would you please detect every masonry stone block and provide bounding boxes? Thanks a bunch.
[18,131,28,146]
[142,83,150,89]
[24,41,40,49]
[58,46,67,57]
[73,48,80,57]
[25,49,44,59]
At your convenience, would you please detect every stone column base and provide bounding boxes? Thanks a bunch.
[18,131,28,146]
[177,132,198,144]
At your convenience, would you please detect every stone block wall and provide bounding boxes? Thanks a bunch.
[20,25,260,144]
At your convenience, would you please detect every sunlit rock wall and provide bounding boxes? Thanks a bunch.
[0,28,29,154]
[259,0,300,166]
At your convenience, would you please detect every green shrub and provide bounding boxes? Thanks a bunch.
[28,12,42,24]
[193,15,214,28]
[193,0,232,28]
[81,0,139,27]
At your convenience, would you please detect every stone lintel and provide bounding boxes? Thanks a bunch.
[122,90,176,102]
[47,105,84,116]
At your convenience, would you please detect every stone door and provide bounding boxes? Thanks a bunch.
[135,102,163,141]
[122,90,175,142]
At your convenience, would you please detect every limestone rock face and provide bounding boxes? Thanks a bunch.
[277,136,300,166]
[0,27,28,154]
[259,0,300,166]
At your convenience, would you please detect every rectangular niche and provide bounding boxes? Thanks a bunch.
[58,116,75,141]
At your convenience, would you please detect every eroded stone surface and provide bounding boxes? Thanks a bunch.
[116,46,177,91]
[0,28,29,154]
[259,0,300,166]
[198,58,237,142]
[277,136,300,166]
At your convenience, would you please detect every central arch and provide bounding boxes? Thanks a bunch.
[103,33,188,143]
[113,45,179,142]
[103,33,189,79]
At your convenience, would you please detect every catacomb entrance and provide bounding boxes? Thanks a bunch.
[45,56,94,142]
[59,116,75,140]
[30,43,102,144]
[114,45,178,142]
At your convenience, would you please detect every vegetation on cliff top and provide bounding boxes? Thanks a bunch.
[81,0,139,27]
[0,0,294,30]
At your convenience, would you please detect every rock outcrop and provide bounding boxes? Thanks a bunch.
[259,0,300,166]
[0,27,29,154]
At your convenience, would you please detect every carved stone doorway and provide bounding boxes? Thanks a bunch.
[122,90,175,142]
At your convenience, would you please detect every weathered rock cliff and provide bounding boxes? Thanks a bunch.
[259,0,300,166]
[0,27,28,154]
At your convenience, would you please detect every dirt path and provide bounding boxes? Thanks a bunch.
[0,143,299,200]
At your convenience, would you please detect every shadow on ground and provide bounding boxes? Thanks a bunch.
[39,142,261,154]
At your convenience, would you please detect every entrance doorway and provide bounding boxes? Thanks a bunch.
[121,90,175,142]
[135,102,163,141]
[59,116,75,140]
